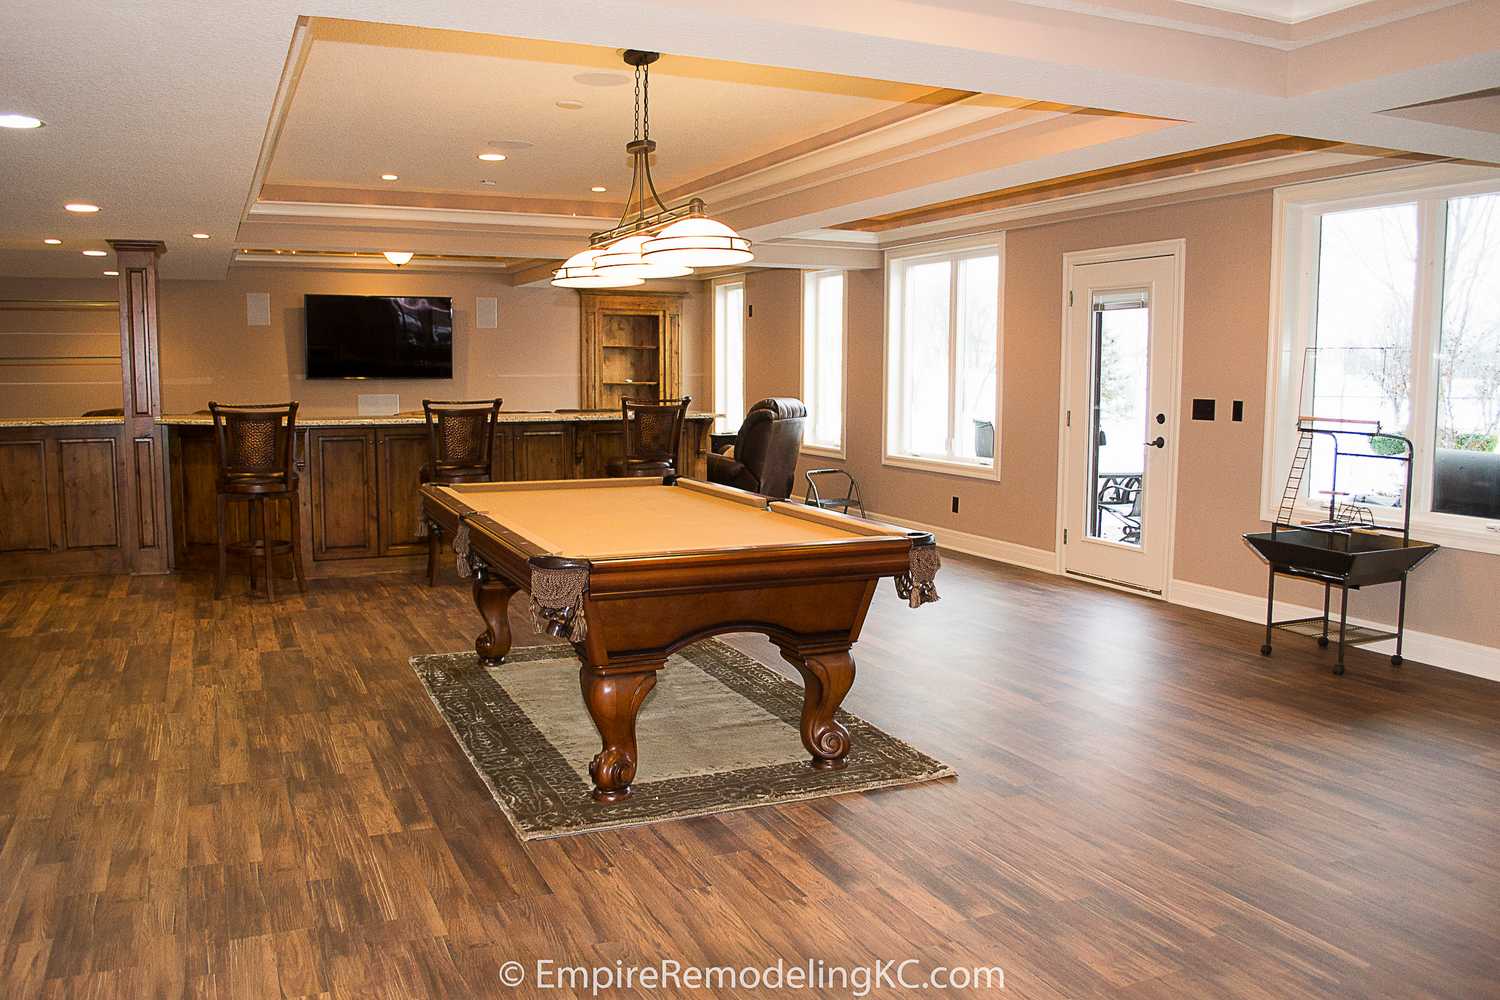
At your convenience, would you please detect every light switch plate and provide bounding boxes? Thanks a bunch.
[357,393,400,416]
[246,292,271,327]
[476,296,498,329]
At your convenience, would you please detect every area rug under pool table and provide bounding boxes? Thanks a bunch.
[410,640,955,840]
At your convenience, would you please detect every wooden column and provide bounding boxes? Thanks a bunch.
[109,240,170,575]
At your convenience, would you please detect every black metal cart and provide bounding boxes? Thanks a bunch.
[1244,418,1438,675]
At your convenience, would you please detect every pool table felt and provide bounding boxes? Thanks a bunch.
[437,481,900,559]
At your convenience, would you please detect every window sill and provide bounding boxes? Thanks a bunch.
[801,444,846,461]
[1262,504,1500,557]
[883,452,998,481]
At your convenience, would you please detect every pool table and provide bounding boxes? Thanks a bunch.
[420,476,940,803]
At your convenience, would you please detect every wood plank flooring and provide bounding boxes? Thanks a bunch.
[2,555,1498,998]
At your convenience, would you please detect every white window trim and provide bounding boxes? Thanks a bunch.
[801,268,848,460]
[1262,163,1500,556]
[710,274,746,435]
[882,232,1004,481]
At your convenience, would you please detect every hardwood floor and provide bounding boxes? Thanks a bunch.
[2,554,1498,998]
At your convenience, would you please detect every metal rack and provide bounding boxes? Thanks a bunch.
[1244,414,1438,675]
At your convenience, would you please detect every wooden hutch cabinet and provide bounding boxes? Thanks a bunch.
[578,291,686,409]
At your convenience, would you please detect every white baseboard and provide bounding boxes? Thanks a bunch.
[1169,579,1500,683]
[843,506,1499,683]
[864,509,1057,574]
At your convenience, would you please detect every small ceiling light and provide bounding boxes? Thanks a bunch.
[103,270,119,276]
[480,179,496,186]
[382,250,414,267]
[191,232,211,240]
[43,238,62,245]
[555,99,585,111]
[82,249,107,257]
[380,173,399,181]
[0,113,45,129]
[591,186,607,193]
[477,152,507,162]
[65,203,100,213]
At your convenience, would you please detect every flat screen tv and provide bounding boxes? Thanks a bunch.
[304,294,453,379]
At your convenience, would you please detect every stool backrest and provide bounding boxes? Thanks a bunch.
[423,398,502,477]
[623,396,691,465]
[209,402,298,484]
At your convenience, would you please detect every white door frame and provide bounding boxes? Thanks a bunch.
[1054,239,1187,600]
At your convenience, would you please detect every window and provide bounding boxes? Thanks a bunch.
[802,270,845,455]
[1267,166,1500,552]
[712,278,745,434]
[885,240,1001,476]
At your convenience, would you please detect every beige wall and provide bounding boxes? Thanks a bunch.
[757,192,1497,650]
[0,271,706,418]
[0,276,123,418]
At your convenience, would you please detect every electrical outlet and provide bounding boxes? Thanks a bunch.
[951,496,959,514]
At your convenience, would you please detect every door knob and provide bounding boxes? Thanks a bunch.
[1145,436,1165,449]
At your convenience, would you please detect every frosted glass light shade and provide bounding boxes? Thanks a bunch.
[382,250,414,266]
[551,248,643,288]
[593,235,694,279]
[641,217,751,267]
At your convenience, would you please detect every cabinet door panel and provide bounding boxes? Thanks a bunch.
[514,424,574,481]
[311,430,378,559]
[58,437,120,549]
[578,425,625,478]
[0,440,51,551]
[377,429,429,556]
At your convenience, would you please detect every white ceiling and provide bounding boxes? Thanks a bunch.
[1174,0,1375,22]
[0,0,1497,282]
[269,35,941,199]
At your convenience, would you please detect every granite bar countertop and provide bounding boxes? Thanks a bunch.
[0,416,126,428]
[157,410,718,428]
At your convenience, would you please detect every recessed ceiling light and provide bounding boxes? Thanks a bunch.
[480,179,496,186]
[477,152,507,162]
[573,72,629,87]
[43,238,62,245]
[103,270,119,276]
[82,249,107,257]
[555,99,585,111]
[381,173,399,181]
[591,186,607,193]
[0,113,45,129]
[65,203,100,213]
[191,233,210,239]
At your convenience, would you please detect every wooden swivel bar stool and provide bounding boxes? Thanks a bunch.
[421,398,502,585]
[605,396,691,478]
[210,401,305,600]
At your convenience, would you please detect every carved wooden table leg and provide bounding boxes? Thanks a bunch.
[471,567,517,664]
[579,664,660,803]
[780,646,856,770]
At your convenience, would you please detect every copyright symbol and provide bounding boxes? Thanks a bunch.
[498,961,525,987]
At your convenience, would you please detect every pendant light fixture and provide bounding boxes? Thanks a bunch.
[553,50,751,289]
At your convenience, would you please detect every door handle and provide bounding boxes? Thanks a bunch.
[1145,436,1165,449]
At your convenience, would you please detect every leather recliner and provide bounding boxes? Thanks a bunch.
[706,397,807,499]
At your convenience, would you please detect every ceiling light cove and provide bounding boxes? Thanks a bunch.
[0,113,45,129]
[82,249,107,257]
[553,50,751,290]
[477,152,507,162]
[64,202,100,213]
